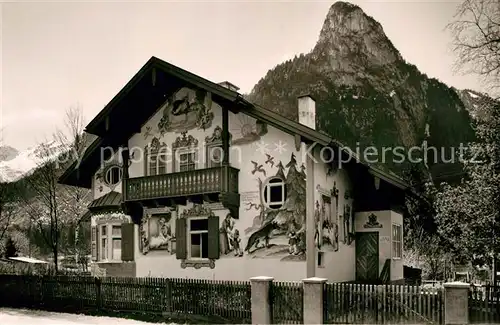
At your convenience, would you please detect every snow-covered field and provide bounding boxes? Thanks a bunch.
[0,308,177,325]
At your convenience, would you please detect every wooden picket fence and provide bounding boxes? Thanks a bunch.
[271,281,304,324]
[324,283,444,324]
[0,274,251,323]
[469,285,500,323]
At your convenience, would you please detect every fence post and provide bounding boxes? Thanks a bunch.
[303,277,327,324]
[95,277,102,310]
[443,281,470,325]
[250,276,273,324]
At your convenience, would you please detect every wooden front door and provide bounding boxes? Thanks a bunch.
[355,232,379,282]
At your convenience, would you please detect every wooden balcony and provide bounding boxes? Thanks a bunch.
[124,166,239,202]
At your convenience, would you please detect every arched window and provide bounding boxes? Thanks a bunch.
[104,166,122,186]
[262,177,286,209]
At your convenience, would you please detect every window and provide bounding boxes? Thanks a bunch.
[97,223,122,262]
[317,251,324,268]
[104,166,122,186]
[207,145,223,168]
[100,225,108,260]
[263,177,286,209]
[392,224,402,259]
[188,218,208,259]
[111,225,122,260]
[179,151,196,172]
[146,152,168,176]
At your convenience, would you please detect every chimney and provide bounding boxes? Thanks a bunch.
[298,94,316,130]
[218,81,240,92]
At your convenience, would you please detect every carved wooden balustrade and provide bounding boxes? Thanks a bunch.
[124,166,239,201]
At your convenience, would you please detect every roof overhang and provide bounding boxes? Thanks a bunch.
[58,56,410,194]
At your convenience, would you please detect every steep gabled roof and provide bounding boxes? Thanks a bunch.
[58,56,409,192]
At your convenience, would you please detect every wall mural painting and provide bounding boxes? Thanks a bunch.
[343,191,355,245]
[220,213,244,257]
[157,87,214,135]
[331,182,340,252]
[315,197,339,252]
[231,114,268,145]
[244,152,307,262]
[144,126,153,140]
[141,212,173,255]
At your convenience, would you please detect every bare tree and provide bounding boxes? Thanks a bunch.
[0,127,17,252]
[18,105,91,271]
[448,0,500,94]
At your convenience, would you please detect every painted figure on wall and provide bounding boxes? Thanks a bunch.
[219,213,244,257]
[231,115,268,145]
[315,198,339,252]
[149,216,172,251]
[158,87,214,135]
[244,153,307,261]
[141,212,173,254]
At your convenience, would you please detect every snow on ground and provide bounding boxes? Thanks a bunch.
[0,308,178,325]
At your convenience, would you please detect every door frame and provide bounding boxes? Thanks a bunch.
[355,231,380,282]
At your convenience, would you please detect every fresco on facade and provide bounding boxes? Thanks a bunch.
[157,87,214,135]
[141,212,173,254]
[231,114,268,145]
[244,152,307,261]
[220,213,244,257]
[315,199,339,252]
[343,197,355,245]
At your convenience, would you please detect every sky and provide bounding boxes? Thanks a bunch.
[0,0,483,151]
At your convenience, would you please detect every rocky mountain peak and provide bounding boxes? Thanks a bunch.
[314,1,402,73]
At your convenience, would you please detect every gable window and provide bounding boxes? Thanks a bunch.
[104,166,122,186]
[392,224,402,259]
[179,151,196,172]
[263,177,286,209]
[147,152,168,176]
[145,137,168,176]
[172,132,199,173]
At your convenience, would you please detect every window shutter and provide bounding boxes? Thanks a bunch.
[121,223,135,261]
[207,215,220,260]
[91,226,97,261]
[175,217,187,260]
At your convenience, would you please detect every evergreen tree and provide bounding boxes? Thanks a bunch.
[275,154,306,232]
[5,237,18,258]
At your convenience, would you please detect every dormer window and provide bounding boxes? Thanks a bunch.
[145,137,168,176]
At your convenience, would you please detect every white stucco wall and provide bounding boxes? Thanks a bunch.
[86,86,385,283]
[354,210,404,281]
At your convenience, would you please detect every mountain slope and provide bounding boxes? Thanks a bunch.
[248,1,479,181]
[0,141,67,183]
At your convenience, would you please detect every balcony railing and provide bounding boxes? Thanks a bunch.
[124,166,239,201]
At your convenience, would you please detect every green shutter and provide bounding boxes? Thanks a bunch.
[91,226,97,261]
[207,215,220,260]
[121,223,135,261]
[176,218,187,260]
